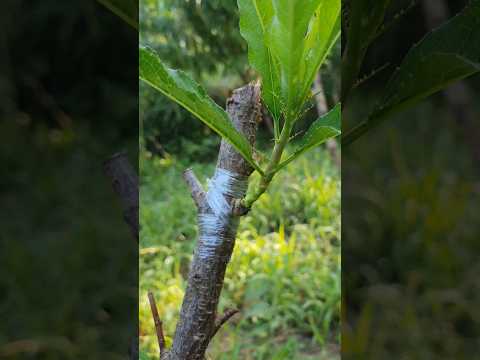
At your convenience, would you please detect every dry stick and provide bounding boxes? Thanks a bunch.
[148,291,166,357]
[165,83,260,360]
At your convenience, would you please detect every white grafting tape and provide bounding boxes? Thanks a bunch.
[197,169,248,259]
[206,168,248,217]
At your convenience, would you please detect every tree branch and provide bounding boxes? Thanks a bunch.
[148,291,166,357]
[210,308,239,340]
[166,83,260,360]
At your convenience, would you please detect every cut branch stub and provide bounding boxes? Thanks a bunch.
[183,168,207,211]
[166,83,260,360]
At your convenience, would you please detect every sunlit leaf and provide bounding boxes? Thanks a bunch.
[301,1,341,106]
[96,0,138,29]
[276,103,341,171]
[238,0,281,133]
[139,46,263,174]
[239,0,340,124]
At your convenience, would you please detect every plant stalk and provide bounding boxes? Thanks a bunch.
[243,118,293,208]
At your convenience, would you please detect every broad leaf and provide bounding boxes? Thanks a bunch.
[301,1,341,106]
[139,46,263,174]
[238,0,281,132]
[276,103,341,171]
[377,0,480,117]
[239,0,340,124]
[267,0,324,118]
[96,0,138,29]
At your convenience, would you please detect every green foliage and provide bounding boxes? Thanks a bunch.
[140,0,247,77]
[238,0,341,130]
[139,148,340,359]
[138,0,249,159]
[343,0,480,145]
[139,1,341,194]
[276,103,341,171]
[237,0,280,130]
[139,46,262,174]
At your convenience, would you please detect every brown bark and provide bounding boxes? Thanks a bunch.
[164,83,260,360]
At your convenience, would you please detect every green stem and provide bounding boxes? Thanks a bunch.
[243,120,294,208]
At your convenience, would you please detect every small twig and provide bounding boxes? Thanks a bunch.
[148,291,166,356]
[210,308,240,340]
[183,168,207,210]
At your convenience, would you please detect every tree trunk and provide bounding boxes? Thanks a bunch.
[165,83,260,360]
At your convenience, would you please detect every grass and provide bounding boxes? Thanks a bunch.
[139,146,341,359]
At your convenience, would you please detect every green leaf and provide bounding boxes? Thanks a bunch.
[139,46,263,174]
[96,0,138,29]
[267,0,324,118]
[238,0,340,124]
[276,103,341,171]
[301,1,341,107]
[238,0,281,130]
[378,0,480,115]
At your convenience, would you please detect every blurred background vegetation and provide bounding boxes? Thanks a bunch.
[343,0,480,358]
[139,0,340,359]
[0,1,137,358]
